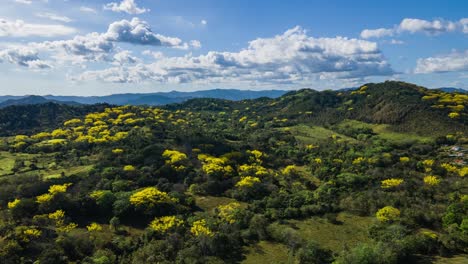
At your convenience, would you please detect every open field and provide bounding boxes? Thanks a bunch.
[279,212,374,252]
[242,241,291,264]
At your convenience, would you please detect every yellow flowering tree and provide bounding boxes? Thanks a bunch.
[8,199,21,209]
[381,178,404,189]
[86,222,103,232]
[459,167,467,177]
[399,157,410,163]
[190,219,213,237]
[376,206,400,222]
[129,187,177,211]
[149,216,184,233]
[163,149,189,171]
[16,227,42,242]
[236,176,261,188]
[423,175,440,186]
[198,154,234,178]
[217,202,242,224]
[36,183,72,203]
[123,165,136,171]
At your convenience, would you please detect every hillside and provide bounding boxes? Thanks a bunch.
[0,81,466,263]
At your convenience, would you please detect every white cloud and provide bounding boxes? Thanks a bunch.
[201,20,207,25]
[460,18,468,33]
[190,40,202,49]
[103,18,183,47]
[389,39,404,45]
[415,50,468,74]
[399,18,456,34]
[112,50,139,65]
[13,0,32,4]
[361,18,467,38]
[0,47,50,69]
[0,18,76,37]
[80,6,97,14]
[36,12,72,23]
[104,0,149,15]
[76,26,394,84]
[0,18,195,68]
[361,28,394,39]
[13,0,48,4]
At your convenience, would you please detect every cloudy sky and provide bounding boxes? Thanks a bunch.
[0,0,466,95]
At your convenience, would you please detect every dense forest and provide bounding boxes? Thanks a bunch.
[0,81,466,264]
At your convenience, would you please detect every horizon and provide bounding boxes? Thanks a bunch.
[0,80,466,97]
[0,0,467,96]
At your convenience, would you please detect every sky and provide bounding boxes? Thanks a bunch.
[0,0,466,95]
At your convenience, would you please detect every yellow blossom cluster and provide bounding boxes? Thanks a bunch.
[376,206,400,222]
[36,183,72,203]
[281,165,298,176]
[217,202,242,224]
[21,227,42,242]
[236,176,261,188]
[149,216,184,233]
[190,219,213,237]
[129,187,177,207]
[123,165,136,171]
[86,222,102,232]
[238,164,268,177]
[8,199,21,209]
[352,157,366,165]
[198,154,234,177]
[381,178,404,189]
[423,175,440,186]
[399,157,410,163]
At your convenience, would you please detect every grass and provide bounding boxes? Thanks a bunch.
[0,151,16,175]
[337,119,434,144]
[279,212,374,253]
[0,150,93,179]
[194,195,241,213]
[43,165,94,179]
[242,241,291,264]
[279,124,355,145]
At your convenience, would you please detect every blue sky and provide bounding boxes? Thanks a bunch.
[0,0,466,95]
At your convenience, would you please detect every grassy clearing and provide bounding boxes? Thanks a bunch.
[279,212,374,253]
[279,124,355,145]
[194,195,240,213]
[0,151,16,175]
[43,165,94,179]
[337,119,434,144]
[242,241,291,264]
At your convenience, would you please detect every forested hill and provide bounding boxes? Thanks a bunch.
[0,81,466,263]
[168,81,467,136]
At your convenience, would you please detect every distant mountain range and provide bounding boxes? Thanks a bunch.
[0,86,465,108]
[0,95,80,108]
[0,89,289,107]
[437,87,468,93]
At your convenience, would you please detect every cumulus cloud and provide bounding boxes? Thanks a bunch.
[414,50,468,74]
[76,26,394,84]
[361,18,467,38]
[0,18,195,68]
[104,0,149,15]
[0,47,50,69]
[104,18,182,47]
[0,18,76,37]
[112,50,139,65]
[36,12,72,23]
